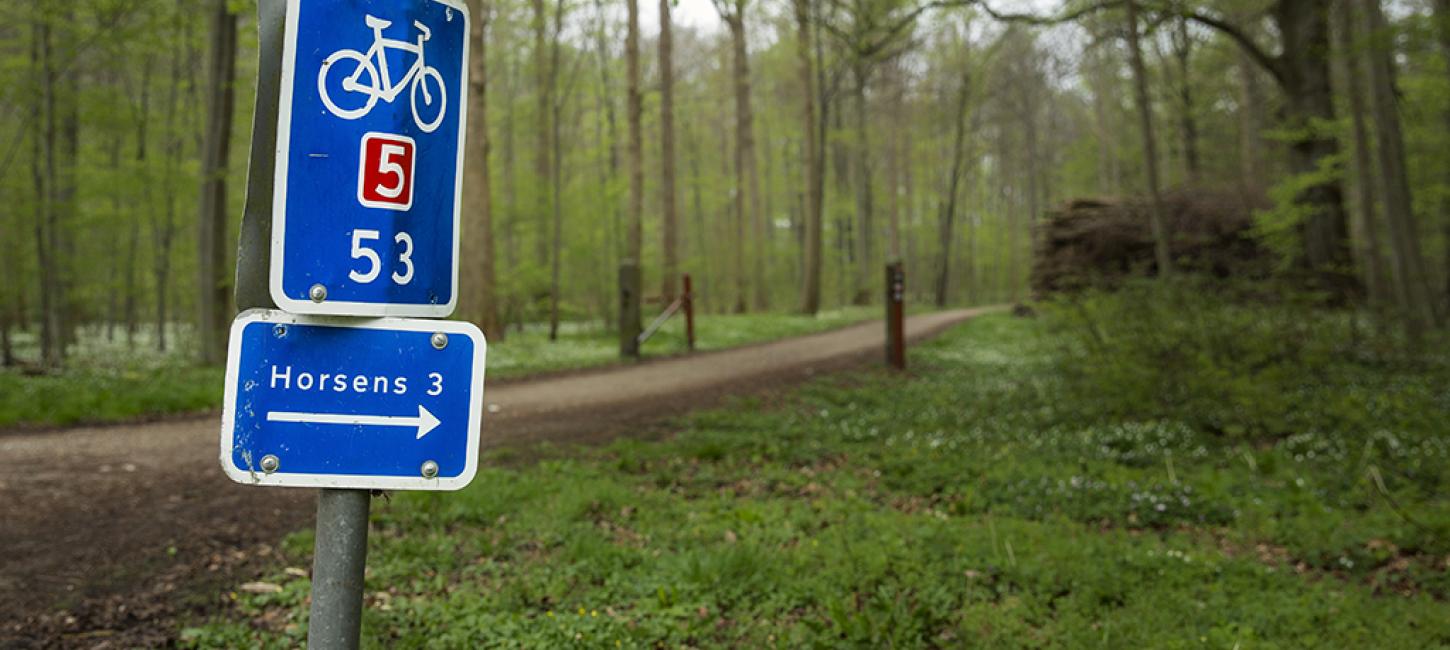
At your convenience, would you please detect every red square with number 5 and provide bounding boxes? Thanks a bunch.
[358,132,415,211]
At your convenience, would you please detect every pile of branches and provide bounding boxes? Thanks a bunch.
[1031,189,1272,296]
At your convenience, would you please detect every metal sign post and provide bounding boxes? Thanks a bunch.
[885,262,906,370]
[230,2,476,648]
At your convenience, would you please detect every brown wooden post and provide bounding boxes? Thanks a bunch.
[620,261,642,358]
[885,262,905,370]
[683,273,695,351]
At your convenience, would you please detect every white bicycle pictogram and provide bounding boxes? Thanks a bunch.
[317,15,447,133]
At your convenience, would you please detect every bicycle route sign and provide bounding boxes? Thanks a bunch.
[220,310,486,490]
[270,0,469,317]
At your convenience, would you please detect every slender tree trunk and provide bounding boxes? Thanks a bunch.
[31,15,61,368]
[107,135,123,342]
[155,7,185,354]
[592,0,621,325]
[687,123,711,310]
[659,0,679,301]
[794,0,823,314]
[621,0,643,349]
[885,64,903,262]
[1172,16,1201,184]
[720,11,759,313]
[1125,0,1173,277]
[55,6,79,353]
[851,64,874,306]
[1334,0,1389,308]
[128,57,151,347]
[935,68,972,308]
[548,0,567,341]
[1360,0,1439,336]
[502,57,521,330]
[532,0,551,270]
[196,0,237,365]
[463,0,501,340]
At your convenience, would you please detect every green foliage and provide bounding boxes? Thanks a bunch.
[0,327,221,428]
[180,313,1450,648]
[1040,278,1441,440]
[1251,143,1345,270]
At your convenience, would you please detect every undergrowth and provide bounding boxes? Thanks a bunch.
[181,308,1450,648]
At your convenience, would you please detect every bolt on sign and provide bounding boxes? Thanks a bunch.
[269,0,469,317]
[223,0,482,493]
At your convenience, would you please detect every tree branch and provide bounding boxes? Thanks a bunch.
[1183,9,1285,87]
[977,0,1125,26]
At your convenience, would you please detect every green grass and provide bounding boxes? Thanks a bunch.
[0,326,223,429]
[180,314,1450,648]
[0,308,882,429]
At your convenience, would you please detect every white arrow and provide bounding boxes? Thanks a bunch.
[266,404,441,439]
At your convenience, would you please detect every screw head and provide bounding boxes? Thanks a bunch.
[309,284,327,302]
[420,460,439,479]
[273,324,288,338]
[260,454,280,474]
[430,332,448,349]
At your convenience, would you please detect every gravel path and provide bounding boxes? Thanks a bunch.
[0,307,998,648]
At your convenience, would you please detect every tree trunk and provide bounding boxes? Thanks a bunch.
[1171,16,1201,184]
[592,0,621,325]
[1125,0,1173,277]
[502,56,521,330]
[1197,1,1353,290]
[851,65,874,306]
[532,0,551,269]
[1334,0,1389,308]
[1360,0,1439,336]
[659,0,679,301]
[935,68,972,308]
[687,122,711,310]
[720,10,760,313]
[55,6,80,354]
[31,15,62,368]
[463,0,501,340]
[1434,0,1450,312]
[196,0,237,365]
[548,0,567,341]
[621,0,643,352]
[155,6,186,354]
[1274,1,1353,284]
[794,0,823,315]
[884,63,903,263]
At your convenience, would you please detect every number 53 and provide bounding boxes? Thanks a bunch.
[348,229,414,285]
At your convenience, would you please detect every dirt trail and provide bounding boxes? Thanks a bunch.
[0,307,996,647]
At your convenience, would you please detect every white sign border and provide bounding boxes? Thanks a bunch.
[269,0,470,318]
[219,309,487,491]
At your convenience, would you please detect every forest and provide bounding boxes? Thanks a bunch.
[7,1,1450,646]
[2,0,1449,370]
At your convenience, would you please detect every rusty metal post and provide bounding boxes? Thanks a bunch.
[683,274,695,351]
[885,262,905,370]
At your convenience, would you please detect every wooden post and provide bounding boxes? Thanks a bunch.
[619,261,642,357]
[683,273,695,351]
[885,262,905,370]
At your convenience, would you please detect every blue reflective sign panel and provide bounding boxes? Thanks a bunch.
[270,0,469,317]
[221,310,486,490]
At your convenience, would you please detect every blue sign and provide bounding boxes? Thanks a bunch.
[270,0,469,317]
[220,310,486,490]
